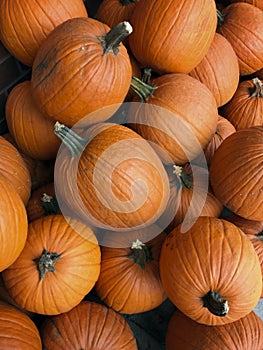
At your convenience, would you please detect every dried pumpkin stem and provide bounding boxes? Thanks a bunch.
[202,290,229,317]
[99,21,133,55]
[33,248,61,281]
[251,78,263,97]
[127,239,153,270]
[41,193,60,216]
[130,76,156,102]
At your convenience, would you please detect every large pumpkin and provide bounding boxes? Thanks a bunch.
[128,0,217,74]
[160,216,262,325]
[31,18,133,127]
[229,0,263,11]
[0,0,88,66]
[41,301,138,349]
[210,126,263,221]
[2,214,101,315]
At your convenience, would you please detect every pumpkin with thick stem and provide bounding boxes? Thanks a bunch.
[2,214,101,315]
[31,18,133,127]
[160,216,262,325]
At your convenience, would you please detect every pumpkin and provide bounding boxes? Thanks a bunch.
[95,229,167,314]
[220,77,263,130]
[0,135,31,204]
[128,73,218,164]
[0,173,28,272]
[54,122,170,231]
[2,214,101,315]
[166,310,263,349]
[204,115,236,164]
[229,0,263,10]
[189,33,239,107]
[31,18,133,127]
[160,216,262,325]
[41,301,138,349]
[209,126,263,221]
[0,0,88,66]
[128,0,217,74]
[217,3,263,76]
[5,80,61,160]
[0,301,41,349]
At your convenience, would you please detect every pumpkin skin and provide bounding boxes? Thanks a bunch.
[54,122,170,231]
[0,301,42,349]
[41,301,138,349]
[0,0,88,66]
[217,3,263,76]
[220,78,263,130]
[95,230,167,314]
[0,173,28,272]
[128,73,218,164]
[0,135,31,204]
[226,213,263,235]
[129,0,217,74]
[209,126,263,221]
[229,0,263,11]
[2,214,101,315]
[166,310,263,350]
[189,33,239,107]
[5,80,61,160]
[160,216,262,326]
[31,17,132,127]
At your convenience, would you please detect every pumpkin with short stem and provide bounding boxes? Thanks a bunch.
[160,216,262,326]
[41,301,138,349]
[31,18,133,127]
[0,0,88,66]
[210,126,263,221]
[220,78,263,130]
[229,0,263,11]
[5,80,61,160]
[2,214,101,315]
[128,73,218,164]
[189,33,239,107]
[0,135,31,205]
[0,301,41,349]
[166,310,263,349]
[95,229,167,314]
[128,0,217,74]
[217,3,263,76]
[0,173,28,272]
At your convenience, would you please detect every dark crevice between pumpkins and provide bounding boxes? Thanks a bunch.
[216,9,226,27]
[127,239,153,270]
[98,21,133,55]
[166,164,193,191]
[119,0,136,5]
[130,75,156,102]
[41,193,60,216]
[33,248,61,281]
[202,290,229,317]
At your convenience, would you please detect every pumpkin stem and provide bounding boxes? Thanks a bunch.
[119,0,136,5]
[172,165,193,190]
[216,9,226,27]
[250,78,263,98]
[141,68,152,84]
[41,193,60,216]
[130,76,156,102]
[202,290,229,317]
[99,21,133,55]
[54,121,87,157]
[33,248,61,281]
[127,239,153,270]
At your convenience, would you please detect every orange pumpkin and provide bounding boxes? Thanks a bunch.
[229,0,263,10]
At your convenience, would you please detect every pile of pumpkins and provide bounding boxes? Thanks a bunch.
[0,0,262,348]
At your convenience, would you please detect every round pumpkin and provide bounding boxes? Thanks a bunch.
[128,0,217,74]
[31,18,133,127]
[41,301,138,349]
[2,214,101,315]
[0,301,41,349]
[226,214,263,235]
[229,0,263,11]
[209,126,263,221]
[160,216,262,325]
[0,0,88,66]
[166,310,263,349]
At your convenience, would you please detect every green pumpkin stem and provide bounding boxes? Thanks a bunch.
[216,9,226,27]
[99,21,133,55]
[130,76,156,102]
[172,165,193,190]
[127,239,153,270]
[251,78,263,98]
[33,248,61,281]
[202,290,229,317]
[141,68,152,84]
[41,193,60,216]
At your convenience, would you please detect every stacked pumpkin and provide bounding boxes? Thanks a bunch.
[0,0,262,348]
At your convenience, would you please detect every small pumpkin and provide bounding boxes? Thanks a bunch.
[41,301,138,349]
[160,216,262,325]
[2,214,101,315]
